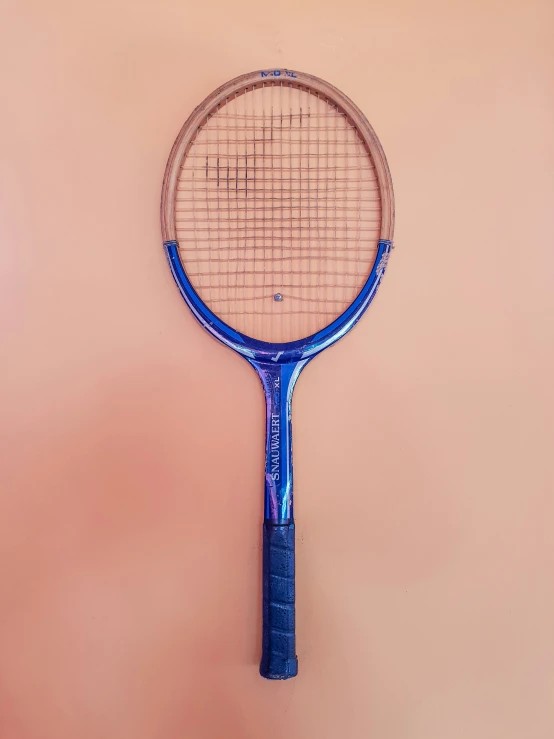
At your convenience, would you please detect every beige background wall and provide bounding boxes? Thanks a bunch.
[1,1,553,737]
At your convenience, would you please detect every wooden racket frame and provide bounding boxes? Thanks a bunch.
[161,68,394,244]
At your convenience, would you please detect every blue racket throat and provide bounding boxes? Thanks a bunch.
[250,359,307,523]
[163,238,392,679]
[163,237,392,521]
[163,240,392,365]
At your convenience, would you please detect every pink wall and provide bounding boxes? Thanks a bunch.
[1,1,553,737]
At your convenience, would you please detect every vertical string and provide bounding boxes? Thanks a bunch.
[252,85,258,338]
[356,126,363,294]
[270,83,275,334]
[333,103,338,314]
[307,89,312,337]
[242,90,248,329]
[261,82,267,326]
[322,97,327,314]
[233,91,239,314]
[205,116,212,306]
[191,128,199,297]
[315,92,321,327]
[289,82,294,342]
[215,104,220,302]
[225,97,231,310]
[341,110,348,308]
[298,86,303,338]
[278,80,282,341]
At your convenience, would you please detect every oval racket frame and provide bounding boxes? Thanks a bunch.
[161,69,395,680]
[161,68,394,365]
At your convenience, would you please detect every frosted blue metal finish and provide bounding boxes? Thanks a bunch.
[249,359,309,524]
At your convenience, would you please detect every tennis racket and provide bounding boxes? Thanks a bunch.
[161,69,394,679]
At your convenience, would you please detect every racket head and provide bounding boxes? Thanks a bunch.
[161,69,394,364]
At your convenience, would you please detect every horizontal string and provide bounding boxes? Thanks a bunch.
[183,164,374,173]
[185,138,366,146]
[182,152,370,160]
[211,111,342,119]
[174,195,379,203]
[202,293,357,304]
[175,223,378,232]
[175,216,379,223]
[175,202,379,211]
[177,178,376,186]
[215,309,342,317]
[178,237,376,244]
[178,255,374,265]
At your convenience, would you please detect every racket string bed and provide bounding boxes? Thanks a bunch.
[174,81,381,343]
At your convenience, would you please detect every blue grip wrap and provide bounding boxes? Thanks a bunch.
[259,522,298,679]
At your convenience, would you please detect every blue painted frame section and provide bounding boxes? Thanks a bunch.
[250,359,308,523]
[164,238,392,523]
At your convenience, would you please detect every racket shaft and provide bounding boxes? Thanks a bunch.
[252,361,306,523]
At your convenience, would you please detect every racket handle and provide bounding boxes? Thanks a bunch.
[259,522,298,679]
